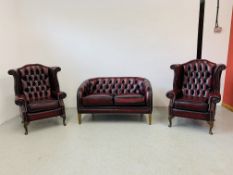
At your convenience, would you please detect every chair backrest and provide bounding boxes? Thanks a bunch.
[18,64,51,101]
[87,77,145,96]
[181,60,216,98]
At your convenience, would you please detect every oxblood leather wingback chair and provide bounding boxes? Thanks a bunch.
[8,64,67,135]
[166,59,226,134]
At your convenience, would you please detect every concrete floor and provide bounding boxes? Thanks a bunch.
[0,107,233,175]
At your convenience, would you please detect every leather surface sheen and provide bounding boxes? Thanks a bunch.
[19,65,51,101]
[174,96,208,112]
[166,59,226,121]
[28,99,59,113]
[114,94,145,106]
[82,94,113,106]
[77,77,153,114]
[8,64,66,122]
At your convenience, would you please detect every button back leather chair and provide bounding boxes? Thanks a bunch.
[8,64,67,135]
[166,59,226,134]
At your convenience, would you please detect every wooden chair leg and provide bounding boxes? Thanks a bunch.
[62,115,66,126]
[148,114,152,125]
[208,121,214,135]
[24,121,29,135]
[78,113,82,124]
[168,115,173,127]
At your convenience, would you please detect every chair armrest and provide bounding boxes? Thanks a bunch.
[143,79,153,110]
[52,91,67,100]
[208,92,221,112]
[166,89,182,100]
[209,92,221,104]
[15,95,26,106]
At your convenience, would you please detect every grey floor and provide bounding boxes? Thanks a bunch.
[0,107,233,175]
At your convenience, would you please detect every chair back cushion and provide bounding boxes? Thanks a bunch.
[87,77,145,96]
[18,65,51,101]
[182,60,216,98]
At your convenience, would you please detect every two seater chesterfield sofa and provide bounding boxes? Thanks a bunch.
[77,77,153,124]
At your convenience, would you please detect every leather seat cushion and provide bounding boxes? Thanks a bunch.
[28,99,60,113]
[114,94,145,106]
[82,94,113,106]
[174,96,209,112]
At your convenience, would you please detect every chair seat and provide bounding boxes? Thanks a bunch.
[82,94,113,106]
[114,94,145,106]
[28,99,60,113]
[174,96,209,112]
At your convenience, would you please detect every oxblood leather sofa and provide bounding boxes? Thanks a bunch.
[166,59,226,134]
[8,64,67,135]
[77,77,153,124]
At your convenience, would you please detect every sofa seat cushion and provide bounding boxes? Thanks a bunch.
[28,99,60,113]
[174,96,209,112]
[114,94,145,106]
[82,94,113,106]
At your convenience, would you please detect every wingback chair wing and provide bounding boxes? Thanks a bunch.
[8,64,67,135]
[166,59,226,134]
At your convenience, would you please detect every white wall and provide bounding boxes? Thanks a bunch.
[0,0,21,124]
[1,0,232,125]
[17,0,199,107]
[202,0,233,96]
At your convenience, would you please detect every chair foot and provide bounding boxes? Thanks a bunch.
[78,113,81,124]
[168,116,173,127]
[24,121,28,135]
[62,116,66,126]
[148,114,152,125]
[208,121,214,135]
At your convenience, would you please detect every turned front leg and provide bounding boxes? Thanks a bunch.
[23,121,29,135]
[208,121,214,135]
[168,115,173,127]
[77,113,82,124]
[148,114,152,125]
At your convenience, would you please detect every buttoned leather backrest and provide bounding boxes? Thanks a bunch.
[182,60,216,97]
[88,77,145,95]
[18,65,51,101]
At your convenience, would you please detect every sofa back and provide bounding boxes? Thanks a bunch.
[88,77,146,96]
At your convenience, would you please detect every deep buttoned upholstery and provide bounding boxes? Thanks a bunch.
[8,64,67,135]
[166,59,226,134]
[19,65,52,101]
[77,77,153,124]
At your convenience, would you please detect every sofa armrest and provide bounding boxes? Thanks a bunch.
[144,79,153,111]
[77,80,90,108]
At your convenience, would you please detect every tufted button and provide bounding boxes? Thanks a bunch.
[182,61,215,97]
[19,65,52,101]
